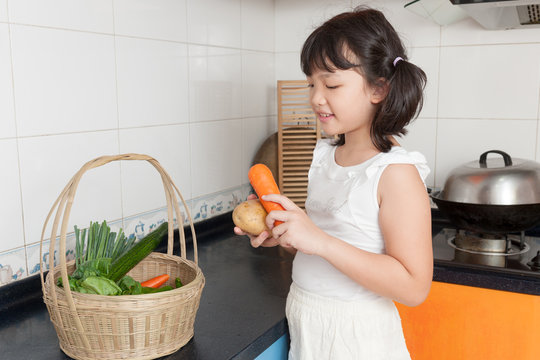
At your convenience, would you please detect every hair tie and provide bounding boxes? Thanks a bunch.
[393,57,403,67]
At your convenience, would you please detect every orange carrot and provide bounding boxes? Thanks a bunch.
[248,164,285,226]
[141,274,169,288]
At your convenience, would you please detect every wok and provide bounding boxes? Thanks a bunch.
[431,190,540,234]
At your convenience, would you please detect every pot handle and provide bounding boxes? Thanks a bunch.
[479,150,513,168]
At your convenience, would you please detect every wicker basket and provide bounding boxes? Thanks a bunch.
[39,154,205,360]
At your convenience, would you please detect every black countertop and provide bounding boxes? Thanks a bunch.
[1,210,539,360]
[0,213,294,360]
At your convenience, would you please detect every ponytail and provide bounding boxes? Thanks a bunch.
[371,59,427,152]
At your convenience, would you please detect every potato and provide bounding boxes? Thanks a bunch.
[232,199,269,235]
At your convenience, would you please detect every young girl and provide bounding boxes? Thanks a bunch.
[235,6,432,360]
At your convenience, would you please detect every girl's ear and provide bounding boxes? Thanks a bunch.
[370,78,389,104]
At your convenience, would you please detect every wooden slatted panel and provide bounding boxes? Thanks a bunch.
[277,80,321,209]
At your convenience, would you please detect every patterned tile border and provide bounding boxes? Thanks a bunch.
[0,184,252,288]
[0,247,26,286]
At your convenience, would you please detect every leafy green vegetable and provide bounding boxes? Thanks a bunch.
[175,277,183,288]
[80,276,122,296]
[75,220,134,268]
[57,220,170,297]
[57,276,80,291]
[71,258,112,280]
[118,275,143,295]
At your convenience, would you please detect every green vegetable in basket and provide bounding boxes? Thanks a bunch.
[71,258,112,280]
[73,220,135,277]
[107,222,168,282]
[80,276,122,296]
[57,275,82,292]
[141,285,174,294]
[57,220,169,296]
[57,220,134,293]
[118,275,143,295]
[175,277,183,288]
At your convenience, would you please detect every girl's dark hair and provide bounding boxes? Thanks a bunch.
[301,7,427,152]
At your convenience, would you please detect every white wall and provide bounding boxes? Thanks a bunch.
[275,0,540,189]
[0,0,276,286]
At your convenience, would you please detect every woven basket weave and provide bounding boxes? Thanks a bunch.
[39,154,205,360]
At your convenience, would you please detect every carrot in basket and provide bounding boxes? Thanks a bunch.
[248,164,285,226]
[141,274,170,288]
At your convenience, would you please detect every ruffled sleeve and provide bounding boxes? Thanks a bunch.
[365,147,430,182]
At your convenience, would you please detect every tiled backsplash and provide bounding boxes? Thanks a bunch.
[0,183,251,286]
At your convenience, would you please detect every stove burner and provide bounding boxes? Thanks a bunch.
[448,231,530,256]
[527,251,540,271]
[434,228,540,274]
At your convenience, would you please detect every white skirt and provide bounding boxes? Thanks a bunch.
[286,282,411,360]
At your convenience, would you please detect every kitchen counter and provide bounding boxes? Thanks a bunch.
[0,213,294,360]
[1,210,538,360]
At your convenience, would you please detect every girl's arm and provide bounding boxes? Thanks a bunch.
[265,164,432,307]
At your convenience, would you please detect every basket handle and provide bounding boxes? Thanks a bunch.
[39,153,197,351]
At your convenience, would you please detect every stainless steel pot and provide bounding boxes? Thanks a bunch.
[431,150,540,233]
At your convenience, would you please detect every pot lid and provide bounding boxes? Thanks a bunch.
[440,150,540,205]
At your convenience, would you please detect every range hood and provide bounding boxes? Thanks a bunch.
[450,0,540,29]
[405,0,470,25]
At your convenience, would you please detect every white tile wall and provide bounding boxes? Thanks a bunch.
[242,51,276,118]
[436,119,538,186]
[0,139,24,252]
[18,131,123,246]
[275,52,304,81]
[0,0,7,23]
[187,0,242,47]
[8,0,114,33]
[10,25,117,136]
[2,0,540,287]
[241,0,274,52]
[113,0,187,42]
[190,119,243,198]
[0,0,276,287]
[408,46,440,119]
[118,124,192,218]
[439,44,540,120]
[0,23,15,139]
[275,0,351,53]
[188,45,242,122]
[115,37,189,128]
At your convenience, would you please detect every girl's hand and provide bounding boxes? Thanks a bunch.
[262,194,330,256]
[233,226,281,248]
[233,194,281,248]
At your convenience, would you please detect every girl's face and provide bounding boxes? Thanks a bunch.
[307,67,382,139]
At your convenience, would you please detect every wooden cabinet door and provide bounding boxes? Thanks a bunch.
[395,281,540,360]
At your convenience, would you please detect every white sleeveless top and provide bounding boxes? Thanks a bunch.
[292,139,430,301]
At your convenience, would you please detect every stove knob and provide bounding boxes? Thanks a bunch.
[527,250,540,271]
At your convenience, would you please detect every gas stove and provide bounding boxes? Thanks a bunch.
[432,220,540,279]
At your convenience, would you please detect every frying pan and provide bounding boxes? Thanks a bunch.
[431,190,540,234]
